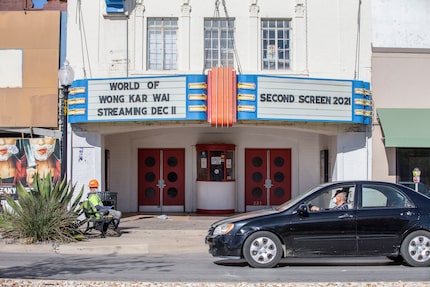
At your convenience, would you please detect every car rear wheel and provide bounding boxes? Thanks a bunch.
[401,230,430,267]
[242,231,283,268]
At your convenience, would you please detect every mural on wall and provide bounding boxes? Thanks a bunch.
[0,137,61,198]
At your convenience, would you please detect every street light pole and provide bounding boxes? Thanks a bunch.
[58,60,74,182]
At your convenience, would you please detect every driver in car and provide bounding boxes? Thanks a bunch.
[310,190,348,211]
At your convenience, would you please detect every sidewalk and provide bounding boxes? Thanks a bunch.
[0,213,223,256]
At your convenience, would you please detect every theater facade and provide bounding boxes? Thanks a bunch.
[64,0,372,213]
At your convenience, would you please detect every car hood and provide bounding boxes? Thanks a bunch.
[211,208,279,227]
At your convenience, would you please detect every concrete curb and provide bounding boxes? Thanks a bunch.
[1,279,430,287]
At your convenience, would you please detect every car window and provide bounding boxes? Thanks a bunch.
[307,185,355,211]
[361,184,414,208]
[398,182,430,197]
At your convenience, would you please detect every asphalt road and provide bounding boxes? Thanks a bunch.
[1,252,430,283]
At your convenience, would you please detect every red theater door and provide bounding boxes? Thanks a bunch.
[245,149,291,211]
[138,149,185,212]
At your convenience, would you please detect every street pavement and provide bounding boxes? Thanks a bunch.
[1,214,430,287]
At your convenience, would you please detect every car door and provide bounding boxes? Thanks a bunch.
[286,184,357,256]
[356,183,419,255]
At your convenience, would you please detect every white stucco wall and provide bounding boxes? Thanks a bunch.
[372,0,430,48]
[66,0,371,82]
[70,132,104,198]
[335,132,370,181]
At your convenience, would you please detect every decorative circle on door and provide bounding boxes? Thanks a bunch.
[167,172,178,182]
[252,172,263,182]
[274,187,285,198]
[167,187,178,198]
[145,156,156,167]
[252,187,263,198]
[167,156,178,167]
[274,172,284,182]
[145,187,156,198]
[274,156,284,167]
[252,156,263,167]
[145,172,156,182]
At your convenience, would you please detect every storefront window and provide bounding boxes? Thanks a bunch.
[196,144,235,181]
[397,148,430,192]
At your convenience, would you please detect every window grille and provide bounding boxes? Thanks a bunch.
[261,19,291,70]
[204,18,235,69]
[147,18,178,70]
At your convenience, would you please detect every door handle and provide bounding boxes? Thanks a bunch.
[338,213,353,219]
[400,211,414,216]
[157,179,166,189]
[264,179,273,189]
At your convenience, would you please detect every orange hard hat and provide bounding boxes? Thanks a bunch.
[88,179,99,188]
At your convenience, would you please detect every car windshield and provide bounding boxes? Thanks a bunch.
[276,184,329,212]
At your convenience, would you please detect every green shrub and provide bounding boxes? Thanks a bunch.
[0,173,84,243]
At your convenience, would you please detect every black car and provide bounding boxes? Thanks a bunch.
[206,181,430,268]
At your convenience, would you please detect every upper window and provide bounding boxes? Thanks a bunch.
[147,18,178,70]
[261,19,291,70]
[204,18,235,69]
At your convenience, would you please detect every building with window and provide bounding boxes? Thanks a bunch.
[371,0,430,192]
[64,0,372,213]
[0,0,67,198]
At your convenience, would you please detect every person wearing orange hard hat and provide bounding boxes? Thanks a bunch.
[87,179,121,229]
[88,179,99,189]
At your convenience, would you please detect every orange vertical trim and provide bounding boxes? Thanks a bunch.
[207,69,213,124]
[207,67,237,127]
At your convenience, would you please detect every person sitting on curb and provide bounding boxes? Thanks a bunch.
[87,179,122,229]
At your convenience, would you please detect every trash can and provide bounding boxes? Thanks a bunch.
[97,191,118,209]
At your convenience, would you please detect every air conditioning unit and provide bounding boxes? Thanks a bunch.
[105,0,124,13]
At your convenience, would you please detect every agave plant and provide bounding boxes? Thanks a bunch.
[0,173,84,243]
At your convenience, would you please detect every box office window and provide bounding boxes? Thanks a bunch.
[196,144,235,181]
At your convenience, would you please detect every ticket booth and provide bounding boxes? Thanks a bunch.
[196,144,235,214]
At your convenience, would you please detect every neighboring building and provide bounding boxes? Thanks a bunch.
[65,0,372,213]
[0,0,67,195]
[371,0,430,190]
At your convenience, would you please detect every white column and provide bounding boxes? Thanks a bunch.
[179,1,191,71]
[247,1,259,71]
[132,2,145,72]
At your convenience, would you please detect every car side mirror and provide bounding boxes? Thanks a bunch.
[296,204,309,217]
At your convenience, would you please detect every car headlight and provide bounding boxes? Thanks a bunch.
[213,223,234,236]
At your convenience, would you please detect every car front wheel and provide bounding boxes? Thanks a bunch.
[242,231,283,268]
[401,230,430,267]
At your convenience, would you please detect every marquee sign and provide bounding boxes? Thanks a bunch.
[68,75,207,123]
[237,75,371,124]
[68,74,371,125]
